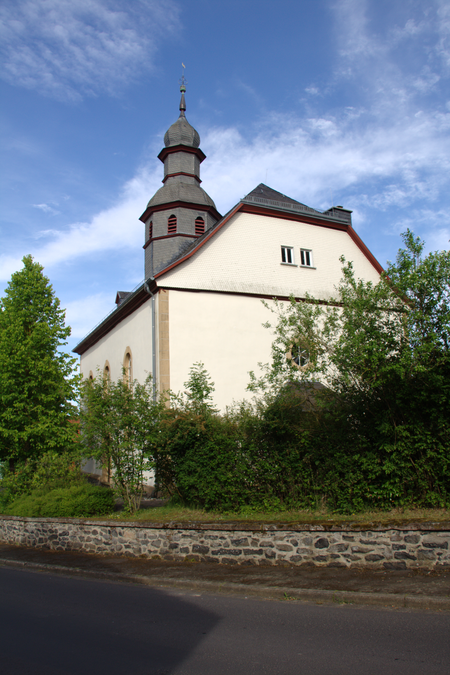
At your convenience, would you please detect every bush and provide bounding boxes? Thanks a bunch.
[3,483,115,518]
[0,450,85,510]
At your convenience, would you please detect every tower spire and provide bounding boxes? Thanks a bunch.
[179,63,187,118]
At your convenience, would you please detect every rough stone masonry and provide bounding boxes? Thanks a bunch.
[0,517,449,569]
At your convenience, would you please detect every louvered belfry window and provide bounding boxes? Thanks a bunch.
[148,221,153,240]
[195,216,205,236]
[168,215,177,234]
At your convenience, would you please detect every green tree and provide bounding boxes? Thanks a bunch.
[251,231,450,509]
[0,256,79,469]
[80,373,162,513]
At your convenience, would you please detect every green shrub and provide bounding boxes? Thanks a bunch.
[0,451,85,510]
[4,483,115,518]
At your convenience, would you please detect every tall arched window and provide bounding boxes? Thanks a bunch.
[103,362,111,382]
[123,349,132,386]
[195,216,205,236]
[168,215,177,234]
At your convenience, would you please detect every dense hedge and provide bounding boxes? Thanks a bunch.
[3,484,115,518]
[154,386,450,514]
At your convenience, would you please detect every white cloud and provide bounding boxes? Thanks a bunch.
[1,94,448,284]
[0,0,180,101]
[33,203,60,215]
[0,163,161,281]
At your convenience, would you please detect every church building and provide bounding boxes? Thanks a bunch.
[74,82,383,410]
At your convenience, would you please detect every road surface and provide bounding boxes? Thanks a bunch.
[1,567,449,674]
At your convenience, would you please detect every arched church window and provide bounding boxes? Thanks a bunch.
[123,349,132,386]
[195,216,205,236]
[103,362,111,382]
[168,215,177,234]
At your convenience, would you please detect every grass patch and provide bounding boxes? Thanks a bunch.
[95,504,450,527]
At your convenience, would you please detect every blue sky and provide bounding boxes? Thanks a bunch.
[1,0,449,352]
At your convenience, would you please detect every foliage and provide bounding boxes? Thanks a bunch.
[80,373,163,513]
[248,230,450,512]
[0,450,85,510]
[154,364,319,512]
[0,256,79,467]
[3,483,115,518]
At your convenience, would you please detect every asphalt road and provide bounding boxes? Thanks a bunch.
[1,566,449,675]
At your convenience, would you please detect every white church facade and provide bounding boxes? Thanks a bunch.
[74,82,383,410]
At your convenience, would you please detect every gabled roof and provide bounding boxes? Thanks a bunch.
[244,183,321,213]
[153,183,379,280]
[73,183,382,356]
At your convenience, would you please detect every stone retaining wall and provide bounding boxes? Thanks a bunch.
[0,516,449,569]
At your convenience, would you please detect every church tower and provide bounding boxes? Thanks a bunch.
[140,79,221,277]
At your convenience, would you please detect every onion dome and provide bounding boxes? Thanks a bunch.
[163,83,200,148]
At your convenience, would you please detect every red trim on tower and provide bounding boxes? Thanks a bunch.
[162,172,201,184]
[158,144,206,163]
[139,200,221,223]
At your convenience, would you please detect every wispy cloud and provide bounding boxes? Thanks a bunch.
[1,0,448,286]
[0,0,180,101]
[0,164,161,281]
[1,94,447,284]
[33,203,60,215]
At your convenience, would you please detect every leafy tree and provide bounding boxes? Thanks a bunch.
[0,256,79,469]
[250,231,450,509]
[80,373,162,513]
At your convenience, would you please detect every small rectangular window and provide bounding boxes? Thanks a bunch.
[281,246,294,264]
[300,249,313,267]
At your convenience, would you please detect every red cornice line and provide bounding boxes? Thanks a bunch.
[155,201,383,279]
[162,172,201,184]
[158,144,206,163]
[157,284,340,306]
[240,203,348,231]
[139,200,221,224]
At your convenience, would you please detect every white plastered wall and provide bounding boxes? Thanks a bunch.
[80,301,153,383]
[160,211,381,299]
[168,289,276,410]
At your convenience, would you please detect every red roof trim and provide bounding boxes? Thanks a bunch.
[154,202,244,278]
[74,287,155,355]
[155,201,383,279]
[240,203,348,231]
[347,225,383,274]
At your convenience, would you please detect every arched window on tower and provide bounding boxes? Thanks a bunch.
[168,215,177,234]
[195,216,205,236]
